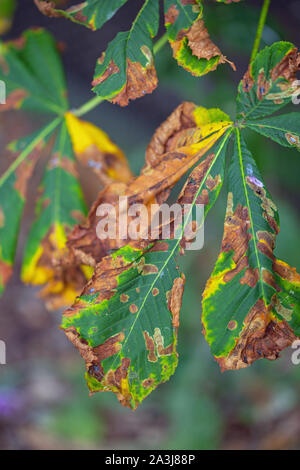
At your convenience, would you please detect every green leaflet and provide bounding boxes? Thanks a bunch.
[164,0,201,41]
[34,0,128,31]
[0,28,68,114]
[61,133,231,408]
[0,27,71,296]
[62,240,182,409]
[0,0,16,34]
[164,0,234,77]
[236,41,300,120]
[92,0,159,106]
[202,129,300,370]
[21,121,87,288]
[0,117,62,295]
[246,113,300,151]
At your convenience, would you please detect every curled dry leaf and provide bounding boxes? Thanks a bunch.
[164,0,235,77]
[65,103,231,269]
[216,299,296,372]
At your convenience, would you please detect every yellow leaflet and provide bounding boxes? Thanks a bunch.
[42,280,79,306]
[0,18,10,35]
[50,223,67,250]
[65,112,125,159]
[81,264,94,280]
[189,121,232,153]
[22,223,66,284]
[21,246,53,284]
[193,106,231,127]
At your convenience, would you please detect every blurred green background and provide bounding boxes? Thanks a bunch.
[0,0,300,450]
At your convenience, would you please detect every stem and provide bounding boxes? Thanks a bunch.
[72,32,169,118]
[153,32,169,55]
[250,0,271,63]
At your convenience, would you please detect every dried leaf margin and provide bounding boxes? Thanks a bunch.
[92,0,159,106]
[164,0,235,77]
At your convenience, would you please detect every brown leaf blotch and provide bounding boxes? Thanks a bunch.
[217,299,296,371]
[120,293,129,303]
[227,320,238,331]
[129,303,138,314]
[142,378,155,389]
[168,275,185,329]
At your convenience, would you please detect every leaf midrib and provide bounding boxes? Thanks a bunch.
[235,128,267,303]
[109,128,233,371]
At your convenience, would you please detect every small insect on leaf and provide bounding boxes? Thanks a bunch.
[65,103,231,271]
[164,0,235,77]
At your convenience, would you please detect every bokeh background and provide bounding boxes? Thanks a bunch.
[0,0,300,450]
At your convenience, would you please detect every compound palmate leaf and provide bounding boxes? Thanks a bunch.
[164,0,235,77]
[0,28,68,114]
[237,41,300,120]
[34,0,128,31]
[61,132,231,408]
[202,129,300,371]
[92,0,159,106]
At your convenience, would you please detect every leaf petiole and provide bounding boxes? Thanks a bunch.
[250,0,271,63]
